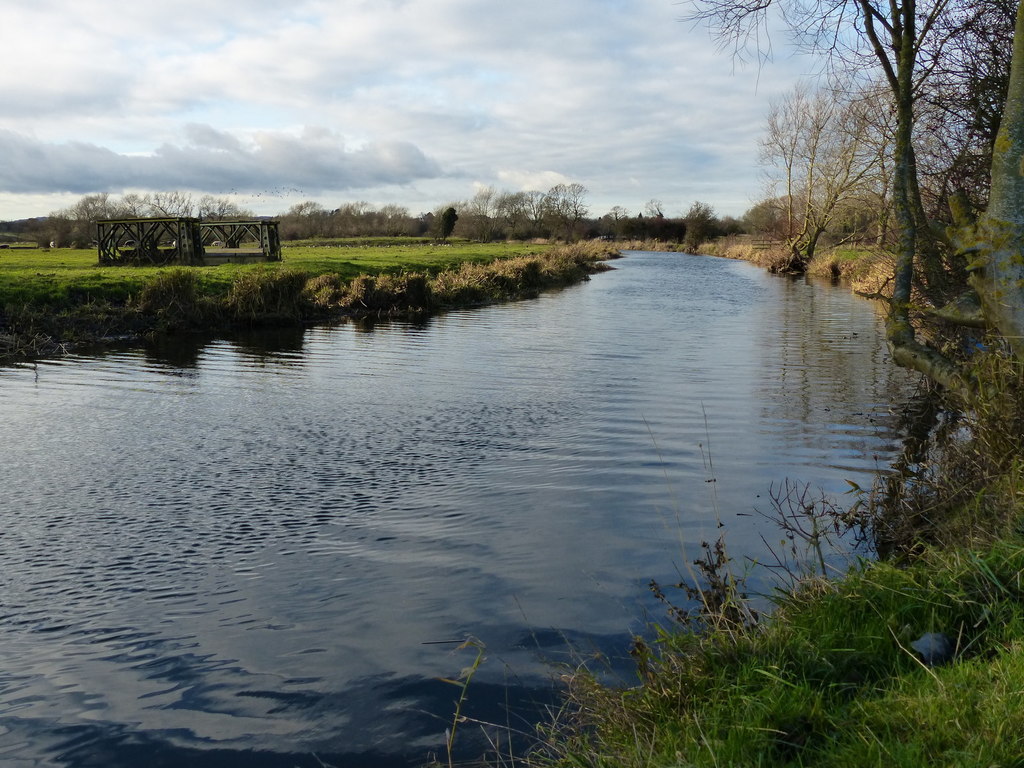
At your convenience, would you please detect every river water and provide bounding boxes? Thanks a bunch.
[0,251,915,766]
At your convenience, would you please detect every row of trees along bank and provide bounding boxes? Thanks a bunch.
[5,187,744,251]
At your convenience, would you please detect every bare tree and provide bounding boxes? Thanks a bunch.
[375,204,416,236]
[280,201,330,239]
[948,3,1024,365]
[496,191,531,239]
[644,199,665,218]
[760,81,879,271]
[683,200,719,251]
[47,193,122,246]
[460,187,503,242]
[334,201,373,237]
[523,190,551,237]
[916,0,1016,215]
[116,193,149,217]
[145,191,195,218]
[602,205,632,239]
[546,183,589,241]
[197,195,253,220]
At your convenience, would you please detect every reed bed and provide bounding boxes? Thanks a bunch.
[696,235,794,271]
[306,242,615,318]
[613,239,686,252]
[132,268,219,331]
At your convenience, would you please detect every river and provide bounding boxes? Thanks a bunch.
[0,251,915,766]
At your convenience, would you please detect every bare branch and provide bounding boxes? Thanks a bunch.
[680,0,776,64]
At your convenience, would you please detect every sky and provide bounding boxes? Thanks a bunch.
[0,0,817,221]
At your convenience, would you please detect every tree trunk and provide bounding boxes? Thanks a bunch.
[775,243,808,274]
[882,0,975,396]
[956,0,1024,359]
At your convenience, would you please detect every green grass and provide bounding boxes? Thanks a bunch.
[282,235,438,248]
[825,247,875,262]
[533,540,1024,767]
[281,241,549,280]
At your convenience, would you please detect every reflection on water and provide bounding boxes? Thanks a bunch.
[135,325,310,373]
[0,252,916,766]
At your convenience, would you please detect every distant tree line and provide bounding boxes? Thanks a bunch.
[7,182,749,251]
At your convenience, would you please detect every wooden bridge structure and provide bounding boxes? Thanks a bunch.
[96,218,281,266]
[200,220,282,265]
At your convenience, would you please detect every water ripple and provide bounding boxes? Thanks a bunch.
[0,251,916,767]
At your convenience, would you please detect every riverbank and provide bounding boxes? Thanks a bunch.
[520,243,1024,765]
[694,235,896,296]
[0,240,617,364]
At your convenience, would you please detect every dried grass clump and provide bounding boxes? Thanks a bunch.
[615,239,682,252]
[554,240,621,261]
[696,236,750,259]
[0,325,60,359]
[535,253,592,285]
[697,236,794,271]
[748,248,795,272]
[227,268,311,322]
[340,272,433,315]
[305,273,346,309]
[428,264,492,306]
[429,244,614,308]
[133,269,215,329]
[807,254,846,280]
[538,242,617,280]
[429,258,536,306]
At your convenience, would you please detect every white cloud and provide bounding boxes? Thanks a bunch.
[0,0,814,219]
[0,128,442,195]
[496,170,572,192]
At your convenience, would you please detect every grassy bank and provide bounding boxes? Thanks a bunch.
[0,240,616,363]
[517,353,1024,767]
[534,539,1024,766]
[511,244,1024,766]
[695,236,895,296]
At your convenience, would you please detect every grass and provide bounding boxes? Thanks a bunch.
[533,541,1024,767]
[524,538,1024,766]
[283,235,438,247]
